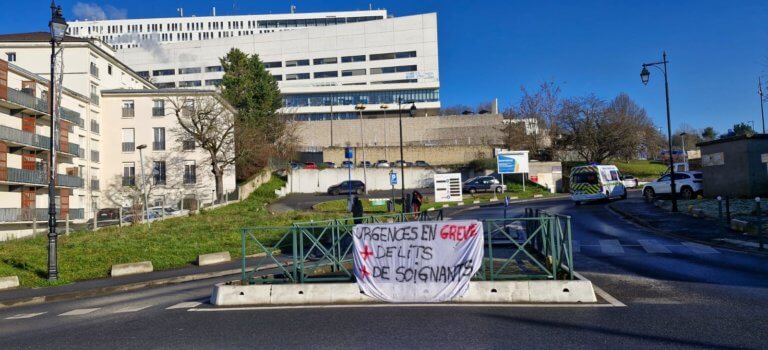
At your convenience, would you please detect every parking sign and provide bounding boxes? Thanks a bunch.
[390,172,398,185]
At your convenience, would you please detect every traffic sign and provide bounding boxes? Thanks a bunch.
[390,172,398,185]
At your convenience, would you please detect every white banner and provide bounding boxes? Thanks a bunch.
[352,220,484,302]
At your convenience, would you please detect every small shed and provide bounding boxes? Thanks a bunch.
[697,135,768,198]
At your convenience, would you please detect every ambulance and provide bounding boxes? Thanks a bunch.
[570,164,627,205]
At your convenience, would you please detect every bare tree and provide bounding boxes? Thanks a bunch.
[504,81,561,159]
[167,93,236,203]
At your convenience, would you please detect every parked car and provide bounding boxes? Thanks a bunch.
[148,206,183,217]
[341,160,355,168]
[414,160,430,167]
[462,176,507,194]
[621,175,639,188]
[289,162,303,170]
[642,171,703,200]
[86,208,122,229]
[375,160,390,168]
[393,160,410,167]
[304,162,318,169]
[324,162,337,168]
[327,180,366,195]
[570,164,627,204]
[359,161,372,168]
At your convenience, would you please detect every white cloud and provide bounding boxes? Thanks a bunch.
[72,2,127,21]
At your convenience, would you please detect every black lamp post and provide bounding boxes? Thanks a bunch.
[759,78,765,134]
[397,98,417,212]
[641,52,678,212]
[47,0,68,281]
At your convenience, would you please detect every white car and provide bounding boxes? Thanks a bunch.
[642,171,702,199]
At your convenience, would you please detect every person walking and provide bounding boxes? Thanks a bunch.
[352,196,364,224]
[411,190,423,213]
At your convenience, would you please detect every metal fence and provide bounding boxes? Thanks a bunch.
[0,124,49,149]
[0,207,83,222]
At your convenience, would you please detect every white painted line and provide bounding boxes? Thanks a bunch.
[6,312,47,319]
[572,240,581,253]
[682,242,720,254]
[114,305,153,313]
[59,308,99,316]
[638,239,672,254]
[190,303,615,312]
[166,302,202,310]
[599,239,625,255]
[572,271,625,307]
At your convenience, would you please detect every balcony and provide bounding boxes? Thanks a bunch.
[91,150,100,163]
[90,93,100,106]
[0,124,49,149]
[61,108,83,126]
[57,174,84,188]
[4,88,48,115]
[65,142,81,157]
[91,179,100,191]
[90,120,100,134]
[8,168,46,185]
[122,108,135,118]
[0,208,84,223]
[152,141,165,151]
[122,142,135,152]
[152,107,165,117]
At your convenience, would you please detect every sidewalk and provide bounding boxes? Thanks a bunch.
[0,255,284,309]
[609,198,768,255]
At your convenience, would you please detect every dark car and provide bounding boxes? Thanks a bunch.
[414,160,430,167]
[324,162,337,168]
[86,208,122,229]
[462,176,506,194]
[327,180,366,195]
[341,160,354,168]
[359,161,372,168]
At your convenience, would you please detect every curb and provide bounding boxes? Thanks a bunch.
[607,203,768,257]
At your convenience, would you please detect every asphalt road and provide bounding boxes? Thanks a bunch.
[1,193,767,349]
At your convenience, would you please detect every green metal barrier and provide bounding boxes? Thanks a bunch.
[240,208,574,284]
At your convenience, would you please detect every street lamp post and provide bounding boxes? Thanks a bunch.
[396,98,417,213]
[355,104,368,194]
[136,144,150,228]
[641,51,678,212]
[380,104,389,160]
[759,78,765,134]
[680,132,688,168]
[47,0,68,281]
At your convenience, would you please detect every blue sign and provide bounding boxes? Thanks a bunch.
[497,154,518,174]
[505,196,511,207]
[345,147,354,159]
[390,172,398,185]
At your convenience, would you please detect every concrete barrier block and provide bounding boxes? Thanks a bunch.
[533,195,544,198]
[456,281,530,303]
[473,200,480,204]
[271,284,335,305]
[442,204,450,208]
[329,283,376,304]
[489,198,499,202]
[211,283,271,306]
[528,280,597,303]
[426,207,435,212]
[0,276,20,290]
[111,261,153,277]
[509,197,519,200]
[197,251,231,266]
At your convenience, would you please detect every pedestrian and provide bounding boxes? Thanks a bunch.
[411,190,423,213]
[352,196,364,224]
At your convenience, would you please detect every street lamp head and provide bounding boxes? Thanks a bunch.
[680,132,687,136]
[136,144,147,150]
[640,66,650,85]
[49,2,68,44]
[409,103,417,118]
[355,104,366,111]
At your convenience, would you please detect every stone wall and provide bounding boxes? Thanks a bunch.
[323,145,495,166]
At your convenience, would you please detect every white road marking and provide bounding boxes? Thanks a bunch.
[59,308,99,316]
[682,242,720,254]
[600,239,625,255]
[572,271,626,307]
[572,240,581,253]
[638,239,672,254]
[189,303,617,311]
[166,302,201,310]
[114,305,153,313]
[5,312,47,319]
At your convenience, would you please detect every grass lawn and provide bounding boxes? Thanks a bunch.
[314,181,553,214]
[0,176,341,288]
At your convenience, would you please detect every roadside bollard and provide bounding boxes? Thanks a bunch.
[717,196,724,232]
[757,197,764,251]
[726,195,732,225]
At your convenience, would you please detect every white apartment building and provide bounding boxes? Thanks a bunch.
[67,10,388,50]
[0,33,232,240]
[79,12,441,121]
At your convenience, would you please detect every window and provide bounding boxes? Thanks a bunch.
[153,161,166,185]
[370,65,417,75]
[152,100,165,116]
[178,80,202,87]
[178,67,201,74]
[137,71,149,79]
[122,100,134,118]
[572,172,599,185]
[313,57,337,65]
[371,79,417,85]
[156,82,175,88]
[89,62,99,78]
[342,69,366,77]
[609,170,620,181]
[286,73,310,81]
[282,88,439,108]
[152,69,175,76]
[107,64,113,75]
[271,75,282,81]
[263,61,282,68]
[153,127,166,150]
[121,128,135,152]
[182,137,196,151]
[341,55,365,63]
[314,71,338,79]
[122,162,135,186]
[205,65,223,72]
[285,59,309,67]
[205,79,222,86]
[183,161,196,184]
[6,52,16,62]
[370,51,417,61]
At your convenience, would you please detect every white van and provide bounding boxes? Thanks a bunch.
[570,164,627,205]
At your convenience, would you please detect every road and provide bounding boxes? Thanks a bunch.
[1,193,767,349]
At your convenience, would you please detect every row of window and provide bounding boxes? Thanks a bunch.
[122,160,197,186]
[282,89,440,107]
[121,127,195,153]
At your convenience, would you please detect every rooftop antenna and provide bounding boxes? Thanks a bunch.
[177,8,183,17]
[291,5,296,14]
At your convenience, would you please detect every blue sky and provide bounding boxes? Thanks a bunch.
[2,1,767,134]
